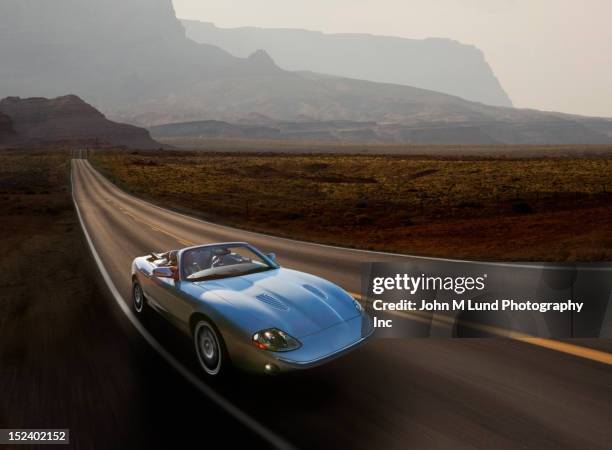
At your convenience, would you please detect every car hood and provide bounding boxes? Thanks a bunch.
[196,268,360,338]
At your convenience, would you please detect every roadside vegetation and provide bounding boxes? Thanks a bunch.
[92,149,612,261]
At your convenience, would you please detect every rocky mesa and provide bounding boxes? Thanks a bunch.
[1,0,611,145]
[0,95,160,149]
[182,20,513,108]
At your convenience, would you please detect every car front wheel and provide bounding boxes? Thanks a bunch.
[132,282,145,314]
[193,320,226,376]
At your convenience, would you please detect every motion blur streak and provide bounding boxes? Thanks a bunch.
[519,338,612,365]
[355,293,612,365]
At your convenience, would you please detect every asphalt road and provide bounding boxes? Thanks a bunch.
[72,156,612,449]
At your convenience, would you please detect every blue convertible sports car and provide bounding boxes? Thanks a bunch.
[131,242,374,375]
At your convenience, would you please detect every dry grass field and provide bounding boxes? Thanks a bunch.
[160,137,612,158]
[91,150,612,261]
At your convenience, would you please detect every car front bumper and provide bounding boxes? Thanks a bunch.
[232,313,374,373]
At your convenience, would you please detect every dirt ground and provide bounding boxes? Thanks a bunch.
[92,150,612,261]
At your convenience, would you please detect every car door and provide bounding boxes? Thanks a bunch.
[163,279,193,328]
[145,267,177,318]
[152,257,193,328]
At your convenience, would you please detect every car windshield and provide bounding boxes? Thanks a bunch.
[182,244,277,281]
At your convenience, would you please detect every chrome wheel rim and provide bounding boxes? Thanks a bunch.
[133,284,143,313]
[195,322,221,375]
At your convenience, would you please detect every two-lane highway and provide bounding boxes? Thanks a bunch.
[72,157,612,449]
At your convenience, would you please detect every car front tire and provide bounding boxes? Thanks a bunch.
[193,319,227,376]
[132,281,146,314]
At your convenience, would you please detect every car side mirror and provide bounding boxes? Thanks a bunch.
[265,252,277,262]
[153,267,177,280]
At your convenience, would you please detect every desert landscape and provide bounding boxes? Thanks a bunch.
[1,0,611,448]
[91,148,612,261]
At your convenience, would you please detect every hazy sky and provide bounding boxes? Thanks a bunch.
[173,0,612,117]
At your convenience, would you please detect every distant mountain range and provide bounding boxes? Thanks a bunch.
[149,115,612,145]
[0,96,159,149]
[1,0,611,145]
[182,20,513,108]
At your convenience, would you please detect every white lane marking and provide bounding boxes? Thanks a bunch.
[71,160,294,450]
[84,160,609,271]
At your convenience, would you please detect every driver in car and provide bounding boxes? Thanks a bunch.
[184,249,212,276]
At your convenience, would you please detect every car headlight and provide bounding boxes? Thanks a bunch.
[253,328,301,352]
